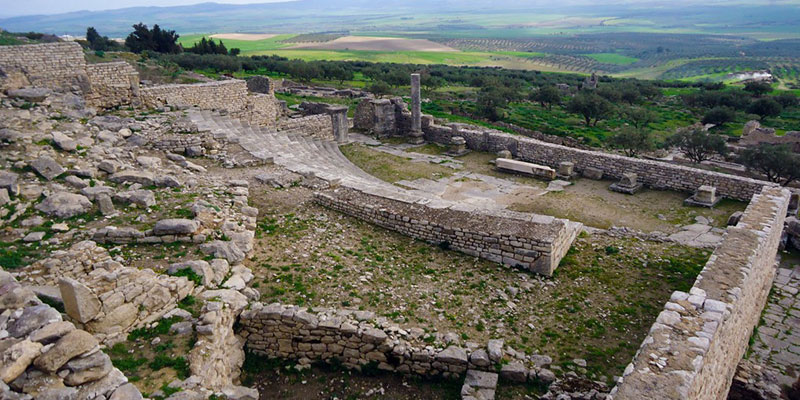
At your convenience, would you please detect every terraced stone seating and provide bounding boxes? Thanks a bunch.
[188,110,582,275]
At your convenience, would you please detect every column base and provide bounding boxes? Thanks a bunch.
[408,130,425,145]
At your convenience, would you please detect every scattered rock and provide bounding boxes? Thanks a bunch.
[0,340,43,383]
[35,192,92,218]
[8,304,62,338]
[8,88,52,102]
[33,330,99,373]
[113,190,155,208]
[29,156,65,181]
[52,132,77,152]
[153,219,200,235]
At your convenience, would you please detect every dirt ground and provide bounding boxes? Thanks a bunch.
[346,143,747,233]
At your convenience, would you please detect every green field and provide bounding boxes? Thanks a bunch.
[583,53,640,65]
[178,34,294,52]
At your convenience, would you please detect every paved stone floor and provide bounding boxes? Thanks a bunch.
[750,253,800,387]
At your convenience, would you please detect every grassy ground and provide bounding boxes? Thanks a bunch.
[583,53,639,65]
[245,182,710,384]
[339,143,454,183]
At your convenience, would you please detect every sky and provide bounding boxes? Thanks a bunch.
[0,0,290,17]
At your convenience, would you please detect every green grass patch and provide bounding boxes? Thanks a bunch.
[583,53,639,65]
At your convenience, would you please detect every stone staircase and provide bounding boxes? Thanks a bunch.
[189,109,431,203]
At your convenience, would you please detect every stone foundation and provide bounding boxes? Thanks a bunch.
[314,186,582,276]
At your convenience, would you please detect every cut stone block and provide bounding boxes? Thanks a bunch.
[685,185,721,207]
[609,173,643,194]
[557,161,575,179]
[496,158,556,181]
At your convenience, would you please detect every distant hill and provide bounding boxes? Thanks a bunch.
[1,0,799,38]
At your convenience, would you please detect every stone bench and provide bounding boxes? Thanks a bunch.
[496,158,556,181]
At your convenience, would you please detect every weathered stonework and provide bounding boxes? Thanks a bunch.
[315,186,582,276]
[0,42,90,93]
[85,62,140,108]
[0,270,143,399]
[239,303,552,382]
[139,80,281,128]
[610,186,791,400]
[17,241,195,343]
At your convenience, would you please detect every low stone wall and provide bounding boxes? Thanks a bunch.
[0,42,89,92]
[17,241,195,343]
[314,186,582,276]
[0,270,142,399]
[277,114,334,141]
[420,120,774,202]
[139,80,280,128]
[239,302,554,383]
[85,61,140,109]
[610,186,791,400]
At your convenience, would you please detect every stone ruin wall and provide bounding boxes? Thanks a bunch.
[239,302,554,384]
[0,43,283,127]
[84,61,140,109]
[1,270,144,399]
[610,186,791,400]
[17,241,195,344]
[353,97,774,201]
[276,114,335,141]
[314,186,581,276]
[0,42,90,92]
[739,120,800,153]
[139,80,281,128]
[419,118,774,202]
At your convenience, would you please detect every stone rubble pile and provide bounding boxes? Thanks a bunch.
[0,270,143,400]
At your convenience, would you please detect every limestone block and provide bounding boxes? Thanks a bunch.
[59,278,101,324]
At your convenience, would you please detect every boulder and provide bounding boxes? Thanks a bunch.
[64,175,88,189]
[109,383,143,400]
[59,278,101,324]
[97,194,115,216]
[153,219,200,235]
[362,328,388,344]
[86,302,137,334]
[200,241,245,263]
[221,385,259,400]
[29,321,76,344]
[62,351,112,386]
[500,361,528,383]
[136,156,161,169]
[168,260,215,287]
[35,192,92,219]
[0,340,43,383]
[469,349,491,367]
[34,387,79,400]
[109,170,155,186]
[436,346,468,365]
[23,231,45,242]
[0,171,19,196]
[33,330,99,373]
[113,190,155,208]
[80,186,115,201]
[7,88,52,102]
[29,156,65,181]
[537,368,556,384]
[52,132,77,152]
[8,304,62,338]
[0,188,9,206]
[487,339,504,362]
[75,368,127,400]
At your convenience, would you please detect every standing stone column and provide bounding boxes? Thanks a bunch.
[409,73,424,144]
[328,106,349,143]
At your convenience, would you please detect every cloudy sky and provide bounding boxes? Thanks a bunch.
[1,0,290,17]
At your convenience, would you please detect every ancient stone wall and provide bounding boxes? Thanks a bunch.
[314,186,582,276]
[420,120,774,201]
[139,80,281,128]
[17,241,195,343]
[276,114,335,140]
[239,302,554,383]
[610,186,791,400]
[0,42,89,92]
[739,120,800,153]
[0,270,143,400]
[85,62,140,109]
